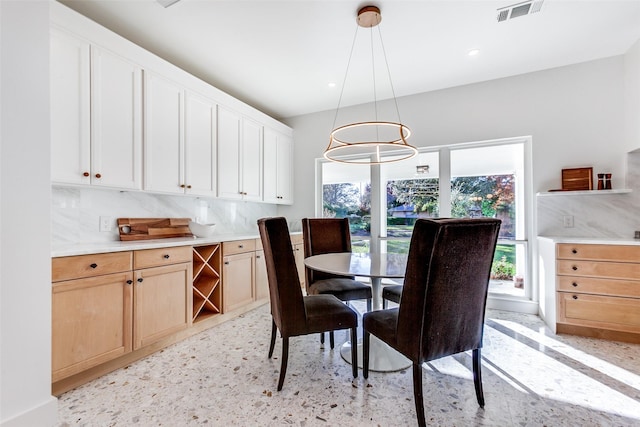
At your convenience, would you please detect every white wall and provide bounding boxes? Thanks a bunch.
[0,1,58,426]
[625,39,640,153]
[280,56,628,237]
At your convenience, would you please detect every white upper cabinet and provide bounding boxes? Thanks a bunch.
[263,127,293,204]
[184,92,217,197]
[144,73,217,196]
[51,29,90,185]
[90,46,143,190]
[143,72,184,194]
[217,107,262,201]
[50,28,142,190]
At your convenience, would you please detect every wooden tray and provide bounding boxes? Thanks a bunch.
[117,218,192,241]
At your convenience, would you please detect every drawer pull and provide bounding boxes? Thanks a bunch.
[572,265,578,271]
[572,295,578,300]
[572,282,578,287]
[163,254,170,259]
[137,278,143,283]
[239,244,244,248]
[126,280,133,285]
[90,263,98,269]
[572,249,577,254]
[224,261,230,265]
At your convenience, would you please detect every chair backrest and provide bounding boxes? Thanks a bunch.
[396,218,501,363]
[258,217,306,336]
[301,218,355,290]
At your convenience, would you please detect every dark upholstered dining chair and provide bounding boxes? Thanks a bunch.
[382,283,402,309]
[257,217,358,391]
[302,218,372,348]
[363,218,501,427]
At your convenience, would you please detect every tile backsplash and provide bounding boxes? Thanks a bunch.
[536,151,640,238]
[52,187,277,244]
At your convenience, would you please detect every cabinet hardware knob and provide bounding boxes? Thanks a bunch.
[239,244,244,248]
[256,255,261,259]
[90,263,98,269]
[572,249,577,254]
[137,278,143,283]
[180,184,186,188]
[224,261,229,265]
[572,265,578,271]
[572,282,578,287]
[126,280,133,285]
[83,172,90,177]
[163,254,170,259]
[572,295,578,300]
[95,173,101,178]
[187,185,192,189]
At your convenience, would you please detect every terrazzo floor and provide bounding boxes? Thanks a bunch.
[57,303,640,426]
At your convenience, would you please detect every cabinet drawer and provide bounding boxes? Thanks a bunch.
[557,259,640,281]
[222,239,256,255]
[558,276,640,298]
[53,251,132,282]
[134,246,192,269]
[557,244,640,262]
[557,292,640,333]
[290,233,303,246]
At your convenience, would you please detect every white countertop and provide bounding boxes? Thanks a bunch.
[537,236,640,245]
[52,232,268,257]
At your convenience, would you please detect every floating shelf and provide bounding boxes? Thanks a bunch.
[537,189,632,197]
[192,244,221,322]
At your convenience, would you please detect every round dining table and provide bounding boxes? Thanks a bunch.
[304,252,411,372]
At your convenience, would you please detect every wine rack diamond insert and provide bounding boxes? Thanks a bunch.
[192,244,222,322]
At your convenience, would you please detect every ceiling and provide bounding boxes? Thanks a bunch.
[57,0,640,121]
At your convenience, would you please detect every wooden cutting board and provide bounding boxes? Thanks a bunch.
[117,218,193,241]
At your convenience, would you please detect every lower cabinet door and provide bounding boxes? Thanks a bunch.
[52,271,133,382]
[254,249,269,301]
[134,262,192,350]
[223,251,255,312]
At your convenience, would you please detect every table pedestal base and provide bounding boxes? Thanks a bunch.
[340,336,411,372]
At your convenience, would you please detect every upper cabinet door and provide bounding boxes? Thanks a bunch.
[263,128,293,204]
[143,72,184,194]
[91,46,142,190]
[50,29,91,185]
[241,118,263,202]
[217,106,242,200]
[184,92,217,197]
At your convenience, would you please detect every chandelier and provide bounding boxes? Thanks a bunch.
[324,6,417,165]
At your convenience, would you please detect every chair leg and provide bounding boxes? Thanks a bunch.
[350,326,358,378]
[472,348,485,408]
[277,337,289,391]
[412,362,426,427]
[320,332,324,345]
[363,331,370,379]
[367,298,372,312]
[382,298,387,310]
[329,331,335,349]
[268,319,277,358]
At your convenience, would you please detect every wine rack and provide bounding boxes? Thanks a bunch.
[192,244,222,322]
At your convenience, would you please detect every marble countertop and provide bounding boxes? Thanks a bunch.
[537,235,640,245]
[51,232,281,257]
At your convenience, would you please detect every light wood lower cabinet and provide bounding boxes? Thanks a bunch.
[222,239,256,312]
[52,252,133,382]
[255,241,269,301]
[556,243,640,343]
[52,247,192,383]
[291,233,305,290]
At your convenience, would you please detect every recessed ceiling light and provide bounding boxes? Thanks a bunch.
[328,82,336,88]
[468,49,480,57]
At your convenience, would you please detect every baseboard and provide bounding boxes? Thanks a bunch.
[486,295,538,314]
[1,396,58,427]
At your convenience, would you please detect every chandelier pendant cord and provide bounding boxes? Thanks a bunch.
[370,23,379,143]
[377,23,404,126]
[331,23,360,132]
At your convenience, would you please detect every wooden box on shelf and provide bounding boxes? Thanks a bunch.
[561,167,593,191]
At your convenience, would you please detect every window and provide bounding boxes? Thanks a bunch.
[318,137,532,302]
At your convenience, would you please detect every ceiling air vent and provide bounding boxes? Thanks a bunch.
[497,0,544,22]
